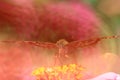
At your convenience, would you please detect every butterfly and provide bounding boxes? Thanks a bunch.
[1,35,119,66]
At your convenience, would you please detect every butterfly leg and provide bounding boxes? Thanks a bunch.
[53,52,63,66]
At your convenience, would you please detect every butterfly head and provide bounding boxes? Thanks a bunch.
[56,39,69,48]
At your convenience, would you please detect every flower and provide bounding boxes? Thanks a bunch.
[90,72,120,80]
[0,1,101,42]
[32,64,86,80]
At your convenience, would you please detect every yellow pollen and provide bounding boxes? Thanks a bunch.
[32,64,85,80]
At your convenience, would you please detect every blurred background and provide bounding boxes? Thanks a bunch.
[0,0,120,79]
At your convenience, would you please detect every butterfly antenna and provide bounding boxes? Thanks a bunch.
[100,35,120,40]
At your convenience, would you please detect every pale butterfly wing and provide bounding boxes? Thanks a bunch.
[0,41,59,80]
[60,35,120,65]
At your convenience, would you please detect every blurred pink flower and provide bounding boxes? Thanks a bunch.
[0,1,101,41]
[37,2,101,42]
[0,1,39,39]
[90,72,120,80]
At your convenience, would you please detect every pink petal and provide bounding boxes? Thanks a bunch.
[90,72,120,80]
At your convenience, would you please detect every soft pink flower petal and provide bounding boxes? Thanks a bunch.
[90,72,120,80]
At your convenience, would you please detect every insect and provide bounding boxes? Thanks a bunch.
[1,35,120,66]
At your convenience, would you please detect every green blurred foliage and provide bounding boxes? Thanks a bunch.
[85,0,120,34]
